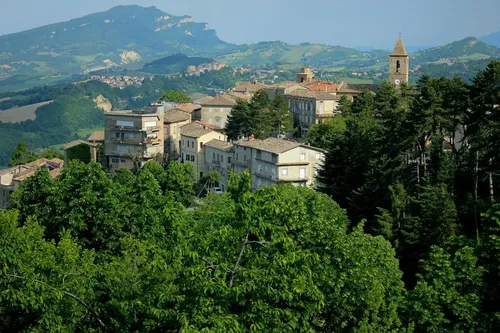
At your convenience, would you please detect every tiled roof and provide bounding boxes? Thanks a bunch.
[346,84,380,93]
[227,92,252,102]
[205,139,234,152]
[337,87,360,94]
[301,80,340,92]
[232,82,269,93]
[181,126,216,138]
[164,109,191,123]
[286,90,340,100]
[194,120,217,129]
[7,158,64,182]
[63,140,98,150]
[87,130,105,142]
[200,94,237,106]
[176,103,201,114]
[391,37,408,56]
[235,138,302,154]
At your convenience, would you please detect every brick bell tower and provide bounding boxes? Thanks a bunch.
[389,35,409,86]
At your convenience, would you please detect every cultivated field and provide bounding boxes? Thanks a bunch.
[0,97,11,102]
[0,100,53,123]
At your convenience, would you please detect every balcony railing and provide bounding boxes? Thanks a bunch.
[110,137,144,145]
[146,126,161,134]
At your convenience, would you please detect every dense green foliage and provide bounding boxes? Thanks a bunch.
[142,54,214,74]
[226,90,293,140]
[1,162,414,331]
[160,90,191,103]
[311,60,500,329]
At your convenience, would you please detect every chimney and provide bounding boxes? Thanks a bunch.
[249,134,255,141]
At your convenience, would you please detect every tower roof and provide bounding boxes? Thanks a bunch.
[391,37,408,56]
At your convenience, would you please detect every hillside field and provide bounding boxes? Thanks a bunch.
[0,100,53,123]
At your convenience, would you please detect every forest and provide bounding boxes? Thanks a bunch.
[0,61,499,331]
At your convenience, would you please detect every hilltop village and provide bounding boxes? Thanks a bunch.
[0,37,410,204]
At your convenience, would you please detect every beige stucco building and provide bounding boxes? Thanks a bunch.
[296,66,315,83]
[164,108,191,160]
[0,158,63,209]
[199,94,238,129]
[204,139,234,191]
[104,107,164,173]
[233,137,325,190]
[180,123,227,180]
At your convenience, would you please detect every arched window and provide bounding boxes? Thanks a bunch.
[396,60,401,73]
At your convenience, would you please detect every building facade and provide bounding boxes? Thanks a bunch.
[180,123,227,180]
[285,90,341,136]
[164,109,191,160]
[0,158,63,209]
[104,107,165,173]
[232,138,325,190]
[204,139,234,191]
[389,36,409,85]
[199,95,237,129]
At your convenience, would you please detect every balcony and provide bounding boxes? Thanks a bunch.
[110,137,144,145]
[254,170,277,181]
[146,137,161,145]
[146,126,161,134]
[109,125,142,132]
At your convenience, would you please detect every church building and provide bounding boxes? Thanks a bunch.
[389,36,409,85]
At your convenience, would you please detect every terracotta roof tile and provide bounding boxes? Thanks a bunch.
[176,103,201,114]
[164,109,191,123]
[286,90,340,100]
[232,82,269,94]
[200,94,237,106]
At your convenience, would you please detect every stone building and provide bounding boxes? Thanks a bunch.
[204,139,234,191]
[389,36,409,85]
[296,66,315,83]
[164,109,191,160]
[232,137,325,190]
[104,107,164,173]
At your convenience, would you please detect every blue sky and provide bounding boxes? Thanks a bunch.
[1,0,499,49]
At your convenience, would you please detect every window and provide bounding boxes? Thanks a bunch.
[116,145,128,154]
[121,159,126,163]
[145,121,157,128]
[111,158,119,164]
[200,142,203,149]
[182,153,184,160]
[272,154,278,163]
[396,60,401,73]
[315,153,320,159]
[300,168,306,179]
[220,107,224,113]
[191,155,195,162]
[256,150,261,159]
[117,120,133,127]
[221,156,224,163]
[228,157,232,164]
[282,168,288,176]
[213,152,216,160]
[209,107,213,113]
[300,153,306,161]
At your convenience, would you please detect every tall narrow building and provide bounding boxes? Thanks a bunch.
[389,36,409,85]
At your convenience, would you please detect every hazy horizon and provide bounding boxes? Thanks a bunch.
[1,0,500,49]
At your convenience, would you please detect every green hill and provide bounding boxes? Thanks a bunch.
[216,41,389,69]
[413,37,500,63]
[0,5,232,76]
[481,30,500,48]
[142,54,214,74]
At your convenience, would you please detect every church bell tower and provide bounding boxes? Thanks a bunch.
[389,36,409,85]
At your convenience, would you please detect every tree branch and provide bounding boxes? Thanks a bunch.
[229,232,249,288]
[1,273,106,329]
